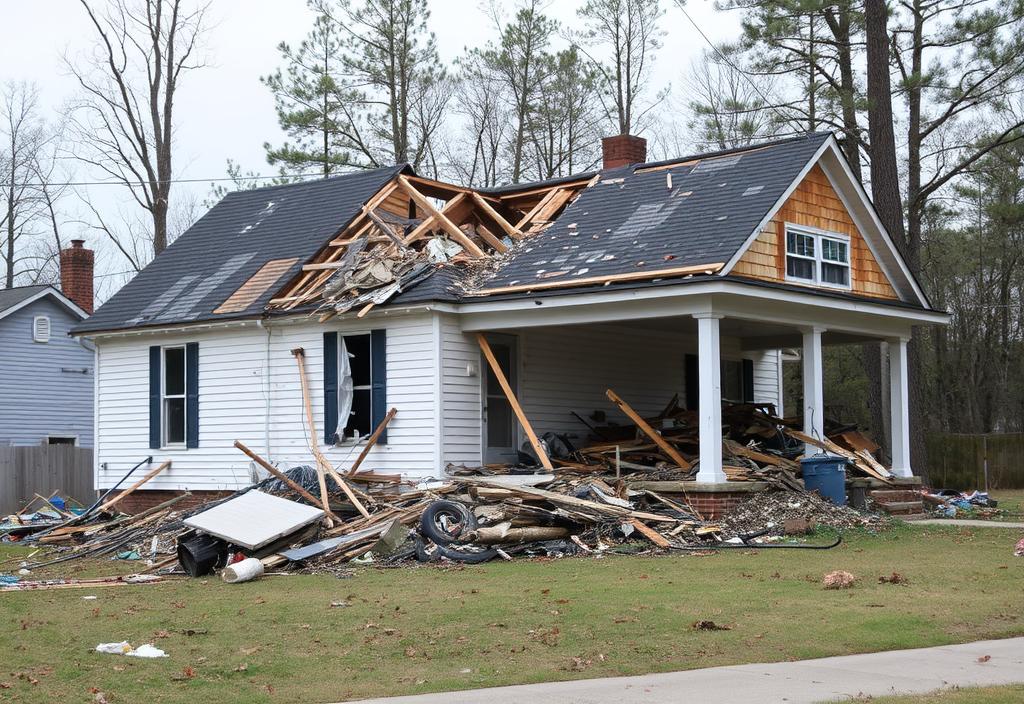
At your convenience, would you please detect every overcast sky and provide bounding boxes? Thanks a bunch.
[1,0,741,290]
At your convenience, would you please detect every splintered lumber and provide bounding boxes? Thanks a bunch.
[291,347,334,520]
[346,407,398,476]
[723,439,799,471]
[785,428,893,481]
[605,389,693,470]
[397,175,486,257]
[97,461,172,513]
[630,519,671,548]
[233,441,341,521]
[477,333,553,470]
[470,191,523,240]
[462,523,570,545]
[472,263,725,297]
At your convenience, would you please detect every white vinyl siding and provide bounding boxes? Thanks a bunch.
[94,312,438,490]
[440,314,484,467]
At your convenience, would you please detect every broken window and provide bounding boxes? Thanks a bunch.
[337,333,373,442]
[785,226,850,289]
[163,346,186,445]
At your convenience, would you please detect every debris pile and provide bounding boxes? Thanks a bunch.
[723,491,888,537]
[920,489,1001,519]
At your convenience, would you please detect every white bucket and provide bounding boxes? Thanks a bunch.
[221,557,264,584]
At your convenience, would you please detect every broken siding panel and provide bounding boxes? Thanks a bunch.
[95,312,439,490]
[732,165,899,300]
[440,314,482,466]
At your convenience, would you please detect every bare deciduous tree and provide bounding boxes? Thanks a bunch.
[574,0,665,135]
[65,0,208,265]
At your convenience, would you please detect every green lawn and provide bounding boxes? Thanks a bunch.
[847,684,1024,703]
[992,490,1024,521]
[1,524,1022,704]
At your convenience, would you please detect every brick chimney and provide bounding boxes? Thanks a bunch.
[601,134,647,170]
[60,239,94,315]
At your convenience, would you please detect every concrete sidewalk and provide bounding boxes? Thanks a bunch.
[909,518,1024,529]
[343,637,1024,704]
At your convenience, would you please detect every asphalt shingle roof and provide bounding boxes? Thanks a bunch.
[476,133,831,291]
[73,165,406,334]
[0,285,52,316]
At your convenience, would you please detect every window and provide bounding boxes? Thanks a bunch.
[721,359,746,402]
[785,225,851,289]
[339,334,373,442]
[33,316,51,343]
[163,346,186,446]
[47,436,77,446]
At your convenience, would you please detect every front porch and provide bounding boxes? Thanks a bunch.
[458,280,946,505]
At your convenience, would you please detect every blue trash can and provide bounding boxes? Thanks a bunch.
[801,454,848,505]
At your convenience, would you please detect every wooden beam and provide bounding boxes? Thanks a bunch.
[474,223,507,253]
[397,176,487,257]
[472,263,725,296]
[470,191,523,240]
[606,389,693,470]
[346,407,398,476]
[476,333,553,470]
[97,461,172,513]
[233,441,340,521]
[291,347,334,519]
[402,191,468,244]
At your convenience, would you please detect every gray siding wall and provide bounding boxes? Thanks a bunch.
[0,297,94,447]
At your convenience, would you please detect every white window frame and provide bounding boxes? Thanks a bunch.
[784,223,852,291]
[162,345,187,448]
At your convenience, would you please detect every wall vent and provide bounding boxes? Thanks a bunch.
[33,315,51,343]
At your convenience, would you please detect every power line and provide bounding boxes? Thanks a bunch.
[671,0,804,131]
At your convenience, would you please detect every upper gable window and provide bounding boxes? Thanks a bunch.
[785,225,850,289]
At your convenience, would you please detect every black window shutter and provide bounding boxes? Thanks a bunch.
[323,332,338,445]
[185,342,200,448]
[148,346,161,449]
[371,329,388,444]
[684,353,699,412]
[742,358,755,403]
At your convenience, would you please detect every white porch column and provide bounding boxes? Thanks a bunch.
[888,336,913,477]
[802,326,826,455]
[694,313,726,483]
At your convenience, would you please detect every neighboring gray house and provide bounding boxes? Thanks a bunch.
[0,285,94,447]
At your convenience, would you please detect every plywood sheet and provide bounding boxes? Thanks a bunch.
[183,490,324,550]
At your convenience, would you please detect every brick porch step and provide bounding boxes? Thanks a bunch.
[876,500,925,515]
[869,489,921,503]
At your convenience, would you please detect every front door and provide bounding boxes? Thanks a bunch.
[482,334,519,464]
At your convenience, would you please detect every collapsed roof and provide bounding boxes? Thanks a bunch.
[74,131,921,336]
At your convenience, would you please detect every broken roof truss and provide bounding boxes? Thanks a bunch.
[267,172,593,321]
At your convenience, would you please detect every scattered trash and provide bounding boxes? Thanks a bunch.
[921,489,1002,519]
[222,557,264,584]
[822,570,857,590]
[95,642,167,658]
[692,620,731,631]
[1014,538,1024,557]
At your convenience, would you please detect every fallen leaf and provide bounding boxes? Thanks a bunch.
[978,655,991,663]
[154,630,170,639]
[234,664,248,672]
[182,666,195,679]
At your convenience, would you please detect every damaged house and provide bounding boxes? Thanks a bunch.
[72,132,947,515]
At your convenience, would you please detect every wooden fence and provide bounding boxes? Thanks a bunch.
[0,445,94,515]
[924,433,1024,490]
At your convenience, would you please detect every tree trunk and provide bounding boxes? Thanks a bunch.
[864,0,928,478]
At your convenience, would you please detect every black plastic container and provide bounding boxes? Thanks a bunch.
[177,534,228,577]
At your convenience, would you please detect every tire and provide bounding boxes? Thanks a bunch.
[420,500,477,545]
[435,543,499,564]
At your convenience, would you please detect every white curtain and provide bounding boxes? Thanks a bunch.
[336,337,354,440]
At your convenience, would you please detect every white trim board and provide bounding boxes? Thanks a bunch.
[0,286,89,323]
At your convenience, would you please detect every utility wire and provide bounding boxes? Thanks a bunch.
[672,0,804,131]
